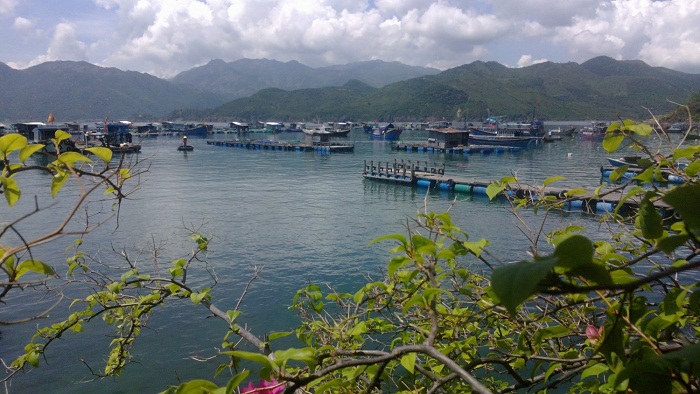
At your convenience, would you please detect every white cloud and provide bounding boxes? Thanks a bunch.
[517,55,548,68]
[0,0,17,16]
[2,0,700,76]
[26,22,88,66]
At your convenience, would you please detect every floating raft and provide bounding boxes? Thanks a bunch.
[393,143,522,154]
[363,160,673,216]
[206,139,353,153]
[600,166,686,184]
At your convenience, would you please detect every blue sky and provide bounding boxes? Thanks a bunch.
[1,0,699,78]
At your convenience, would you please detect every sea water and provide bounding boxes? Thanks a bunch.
[0,127,647,392]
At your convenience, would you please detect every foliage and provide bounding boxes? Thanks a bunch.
[0,130,144,382]
[4,113,700,393]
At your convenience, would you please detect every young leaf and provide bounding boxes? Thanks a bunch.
[400,353,417,374]
[19,144,46,162]
[0,176,21,206]
[85,146,113,163]
[543,175,566,187]
[0,134,28,158]
[55,151,92,166]
[15,259,56,279]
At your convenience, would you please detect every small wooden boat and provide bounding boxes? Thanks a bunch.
[177,144,194,151]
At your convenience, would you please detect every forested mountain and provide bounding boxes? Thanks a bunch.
[2,57,699,123]
[0,61,224,121]
[195,57,700,122]
[168,58,441,100]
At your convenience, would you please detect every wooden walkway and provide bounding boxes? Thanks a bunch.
[393,143,523,154]
[363,160,673,215]
[207,139,354,153]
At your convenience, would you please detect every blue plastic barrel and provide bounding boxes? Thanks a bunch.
[438,181,453,191]
[564,200,583,211]
[417,179,432,188]
[472,186,488,195]
[596,202,614,212]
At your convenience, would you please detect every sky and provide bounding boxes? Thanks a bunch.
[1,0,699,79]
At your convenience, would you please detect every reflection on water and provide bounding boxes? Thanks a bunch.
[1,128,676,392]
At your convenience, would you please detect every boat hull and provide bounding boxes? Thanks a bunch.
[468,135,536,148]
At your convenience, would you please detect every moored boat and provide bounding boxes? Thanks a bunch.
[161,122,209,137]
[368,123,402,140]
[468,134,537,148]
[579,122,608,139]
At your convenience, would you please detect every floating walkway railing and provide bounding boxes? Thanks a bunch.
[206,139,353,153]
[363,161,673,216]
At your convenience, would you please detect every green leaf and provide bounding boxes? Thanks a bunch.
[462,239,489,257]
[543,175,566,187]
[603,133,624,153]
[85,147,113,163]
[533,326,571,345]
[637,192,663,240]
[171,379,219,394]
[19,143,46,162]
[628,123,653,137]
[552,234,594,270]
[15,259,56,279]
[314,379,347,393]
[223,351,273,370]
[274,347,316,367]
[225,371,250,393]
[0,134,28,159]
[662,184,700,236]
[268,331,293,341]
[486,183,505,200]
[490,256,558,314]
[0,176,21,206]
[400,353,417,374]
[51,169,70,197]
[54,130,71,142]
[55,151,92,166]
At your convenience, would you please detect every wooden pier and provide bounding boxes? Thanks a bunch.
[363,160,673,216]
[393,142,523,154]
[206,139,354,153]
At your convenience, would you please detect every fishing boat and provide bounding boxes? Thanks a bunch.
[161,122,209,137]
[368,123,402,140]
[548,126,576,136]
[302,125,351,137]
[177,145,194,151]
[579,122,608,139]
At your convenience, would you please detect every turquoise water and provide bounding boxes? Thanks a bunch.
[1,128,639,392]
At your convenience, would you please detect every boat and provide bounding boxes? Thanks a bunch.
[548,126,576,136]
[543,133,562,143]
[368,123,402,140]
[579,122,608,139]
[468,134,538,148]
[667,123,688,133]
[177,145,194,151]
[302,125,352,137]
[81,122,141,153]
[161,122,209,137]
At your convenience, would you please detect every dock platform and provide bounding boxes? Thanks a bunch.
[363,160,673,216]
[206,139,353,153]
[393,143,522,154]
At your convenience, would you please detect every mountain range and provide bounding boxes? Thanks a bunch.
[1,57,699,123]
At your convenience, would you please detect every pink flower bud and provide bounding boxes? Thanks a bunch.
[586,325,602,341]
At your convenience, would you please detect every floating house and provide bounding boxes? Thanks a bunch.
[427,128,470,149]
